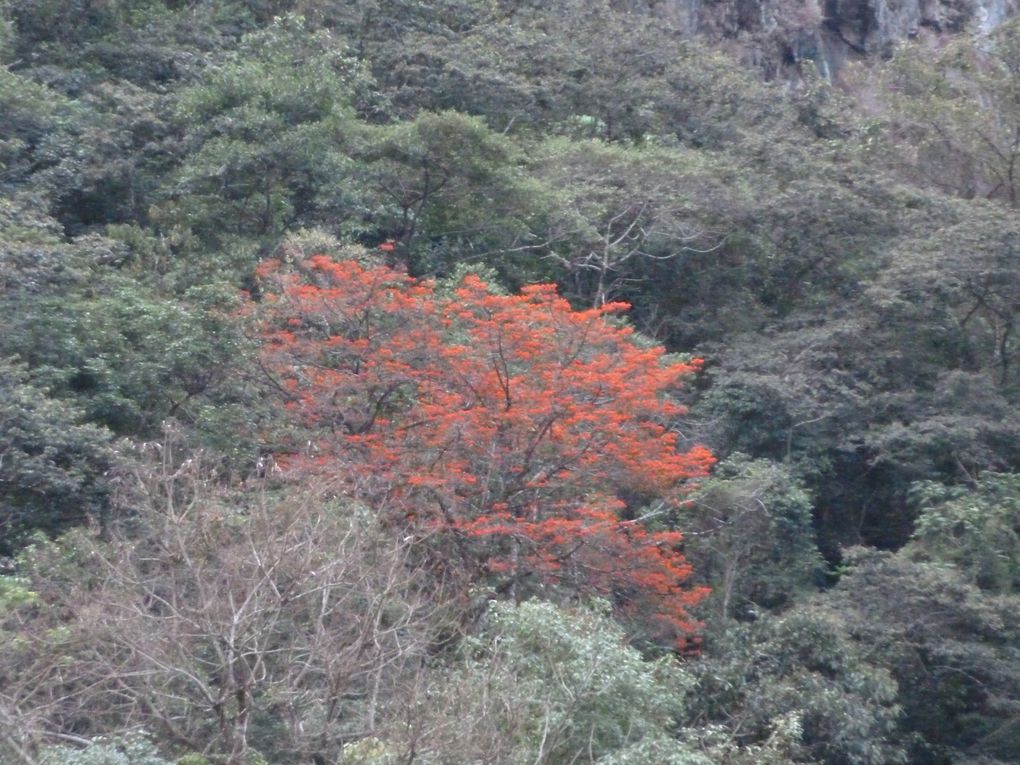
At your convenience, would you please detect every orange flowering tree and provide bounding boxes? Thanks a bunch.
[255,255,714,643]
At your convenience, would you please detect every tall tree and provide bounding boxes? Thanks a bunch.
[255,254,714,643]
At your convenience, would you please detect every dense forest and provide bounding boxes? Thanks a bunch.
[2,1,1020,763]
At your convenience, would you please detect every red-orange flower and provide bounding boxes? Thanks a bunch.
[255,256,713,645]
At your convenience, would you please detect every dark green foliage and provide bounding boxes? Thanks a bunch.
[0,359,117,554]
[686,454,822,619]
[813,548,1020,763]
[3,1,1020,761]
[686,195,1020,553]
[0,227,250,439]
[908,473,1020,593]
[526,137,734,308]
[355,110,541,277]
[0,64,74,188]
[689,607,906,764]
[154,15,364,259]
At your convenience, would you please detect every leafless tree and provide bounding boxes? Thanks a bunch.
[1,434,452,764]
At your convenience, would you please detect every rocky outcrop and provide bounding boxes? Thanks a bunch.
[632,0,1020,79]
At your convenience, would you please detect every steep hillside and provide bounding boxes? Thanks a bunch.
[3,2,1020,763]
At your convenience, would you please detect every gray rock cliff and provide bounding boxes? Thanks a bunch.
[627,0,1020,78]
